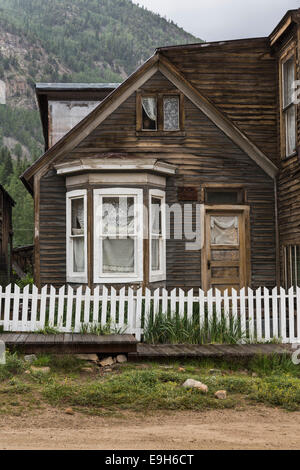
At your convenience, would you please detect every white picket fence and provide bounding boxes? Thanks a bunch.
[0,284,300,343]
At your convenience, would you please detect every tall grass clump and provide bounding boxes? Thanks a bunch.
[143,310,244,345]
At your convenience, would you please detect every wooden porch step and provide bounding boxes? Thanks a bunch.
[0,333,137,354]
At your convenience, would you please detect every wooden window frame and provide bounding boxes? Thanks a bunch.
[201,184,247,205]
[136,90,184,135]
[149,189,166,283]
[93,188,144,284]
[280,48,297,159]
[66,189,88,284]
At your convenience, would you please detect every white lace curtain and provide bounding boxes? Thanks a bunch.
[211,216,239,245]
[164,96,179,130]
[142,97,157,122]
[102,197,135,273]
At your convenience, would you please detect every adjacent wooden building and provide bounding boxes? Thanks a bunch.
[21,8,300,292]
[0,185,14,285]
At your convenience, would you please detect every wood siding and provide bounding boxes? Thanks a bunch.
[37,71,277,290]
[39,169,66,286]
[160,39,278,164]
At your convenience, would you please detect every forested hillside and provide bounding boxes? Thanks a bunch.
[0,0,201,248]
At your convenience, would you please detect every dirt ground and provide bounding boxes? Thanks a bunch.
[0,406,299,450]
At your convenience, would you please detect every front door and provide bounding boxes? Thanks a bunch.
[202,207,250,292]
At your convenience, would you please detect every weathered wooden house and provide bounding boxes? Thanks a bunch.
[21,8,300,292]
[0,185,14,285]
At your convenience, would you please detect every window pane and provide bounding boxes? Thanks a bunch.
[151,238,160,271]
[102,238,134,273]
[283,58,294,108]
[102,197,135,235]
[285,106,296,156]
[73,237,85,272]
[151,197,161,235]
[142,97,157,130]
[71,198,84,235]
[206,191,239,204]
[211,216,239,245]
[164,96,179,130]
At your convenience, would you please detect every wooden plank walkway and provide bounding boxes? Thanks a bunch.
[128,343,293,361]
[0,333,137,354]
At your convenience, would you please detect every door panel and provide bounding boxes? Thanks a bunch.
[202,208,250,292]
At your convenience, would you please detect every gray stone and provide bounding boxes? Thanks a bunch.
[24,354,37,363]
[182,379,208,393]
[116,354,127,364]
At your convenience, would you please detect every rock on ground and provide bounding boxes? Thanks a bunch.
[116,354,127,364]
[182,379,208,393]
[24,355,37,363]
[99,356,115,367]
[75,354,99,362]
[215,390,227,400]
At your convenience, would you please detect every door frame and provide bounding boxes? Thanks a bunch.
[201,205,251,292]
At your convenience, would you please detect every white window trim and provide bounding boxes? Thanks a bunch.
[93,188,144,284]
[149,189,166,282]
[66,189,88,284]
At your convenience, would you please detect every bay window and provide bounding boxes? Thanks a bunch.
[66,189,87,283]
[94,188,143,283]
[149,189,166,282]
[282,56,296,157]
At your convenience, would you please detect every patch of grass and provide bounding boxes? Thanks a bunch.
[80,322,127,335]
[0,352,25,381]
[144,311,245,345]
[32,354,85,373]
[35,326,61,335]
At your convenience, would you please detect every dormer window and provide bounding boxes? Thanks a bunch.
[281,55,296,158]
[137,92,183,133]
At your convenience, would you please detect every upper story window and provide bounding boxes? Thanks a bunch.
[282,56,296,158]
[137,92,183,133]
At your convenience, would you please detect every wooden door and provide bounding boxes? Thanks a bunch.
[202,207,250,292]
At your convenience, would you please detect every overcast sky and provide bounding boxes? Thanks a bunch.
[133,0,300,41]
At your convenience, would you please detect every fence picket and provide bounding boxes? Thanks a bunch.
[232,288,238,327]
[263,287,270,341]
[118,287,125,327]
[40,285,48,330]
[93,286,100,325]
[272,287,278,339]
[256,287,262,341]
[101,286,108,326]
[31,285,39,331]
[215,289,222,323]
[288,286,295,343]
[187,289,193,321]
[240,287,246,338]
[280,287,287,342]
[170,288,176,318]
[248,287,254,341]
[162,288,168,315]
[74,286,83,332]
[66,285,74,332]
[207,288,213,324]
[135,287,143,341]
[199,289,205,330]
[57,285,65,329]
[12,284,20,332]
[153,288,160,318]
[127,288,134,333]
[223,289,230,329]
[49,286,56,328]
[21,284,30,332]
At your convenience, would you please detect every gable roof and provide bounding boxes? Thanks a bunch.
[21,50,278,193]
